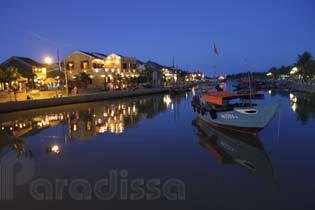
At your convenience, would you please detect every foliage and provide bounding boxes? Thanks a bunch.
[229,51,315,80]
[178,71,188,81]
[75,72,91,84]
[296,51,313,80]
[0,65,21,83]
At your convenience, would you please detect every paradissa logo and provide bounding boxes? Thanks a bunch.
[30,170,186,201]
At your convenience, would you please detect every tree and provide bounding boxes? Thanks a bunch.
[268,66,279,79]
[0,65,21,88]
[137,68,150,84]
[75,72,91,87]
[178,71,188,82]
[297,51,313,80]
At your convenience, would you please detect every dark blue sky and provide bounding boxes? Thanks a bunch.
[1,0,315,75]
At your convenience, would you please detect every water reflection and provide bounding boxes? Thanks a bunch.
[291,92,315,124]
[0,134,33,158]
[276,91,315,124]
[193,117,278,187]
[0,95,170,154]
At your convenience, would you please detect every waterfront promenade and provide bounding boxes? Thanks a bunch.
[0,88,169,113]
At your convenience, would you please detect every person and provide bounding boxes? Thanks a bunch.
[73,86,78,95]
[13,89,17,101]
[27,95,31,100]
[68,86,72,95]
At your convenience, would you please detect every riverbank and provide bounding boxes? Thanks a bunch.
[291,82,315,93]
[0,88,168,113]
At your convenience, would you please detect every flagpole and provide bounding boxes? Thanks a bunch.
[213,42,219,79]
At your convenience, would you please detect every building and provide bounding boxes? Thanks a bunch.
[145,61,163,88]
[1,56,47,90]
[63,51,141,89]
[63,50,106,88]
[103,53,139,81]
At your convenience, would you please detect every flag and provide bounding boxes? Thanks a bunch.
[213,43,219,56]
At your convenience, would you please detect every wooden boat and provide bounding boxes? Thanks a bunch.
[191,91,280,134]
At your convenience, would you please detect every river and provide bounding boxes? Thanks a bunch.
[0,88,315,209]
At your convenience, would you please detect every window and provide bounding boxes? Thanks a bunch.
[122,63,127,69]
[66,62,74,70]
[93,63,104,68]
[81,60,89,70]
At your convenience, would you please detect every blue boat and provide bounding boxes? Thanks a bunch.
[191,91,281,134]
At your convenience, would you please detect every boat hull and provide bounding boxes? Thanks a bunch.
[198,115,263,134]
[197,101,281,135]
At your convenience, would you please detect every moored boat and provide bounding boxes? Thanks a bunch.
[191,91,280,134]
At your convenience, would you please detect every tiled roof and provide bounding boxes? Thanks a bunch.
[91,52,107,59]
[1,56,45,76]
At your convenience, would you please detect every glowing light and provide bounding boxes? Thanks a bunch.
[44,56,53,65]
[291,103,297,112]
[192,87,195,96]
[289,93,294,100]
[218,75,226,81]
[163,95,172,106]
[290,67,299,75]
[266,72,272,76]
[268,90,272,94]
[289,93,297,103]
[51,145,60,154]
[292,97,297,103]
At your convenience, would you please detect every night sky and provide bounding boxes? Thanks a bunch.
[1,0,315,75]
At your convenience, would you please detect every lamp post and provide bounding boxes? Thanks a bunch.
[57,50,69,96]
[64,66,69,96]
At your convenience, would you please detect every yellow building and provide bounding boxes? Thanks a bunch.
[103,53,139,84]
[1,56,47,90]
[63,51,107,88]
[63,51,140,89]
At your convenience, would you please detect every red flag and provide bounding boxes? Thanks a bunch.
[213,43,219,56]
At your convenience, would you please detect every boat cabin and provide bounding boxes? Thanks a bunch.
[203,91,264,108]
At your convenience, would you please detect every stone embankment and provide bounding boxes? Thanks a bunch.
[0,88,168,113]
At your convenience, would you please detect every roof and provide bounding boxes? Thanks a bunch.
[1,56,45,76]
[145,60,164,69]
[136,59,145,65]
[2,56,45,67]
[91,52,107,59]
[204,91,264,105]
[78,50,101,59]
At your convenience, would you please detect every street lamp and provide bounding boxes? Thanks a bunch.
[290,67,299,75]
[44,56,53,65]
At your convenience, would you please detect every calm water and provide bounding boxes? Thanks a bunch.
[0,88,315,209]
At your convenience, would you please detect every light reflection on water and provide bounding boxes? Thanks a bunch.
[0,89,315,209]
